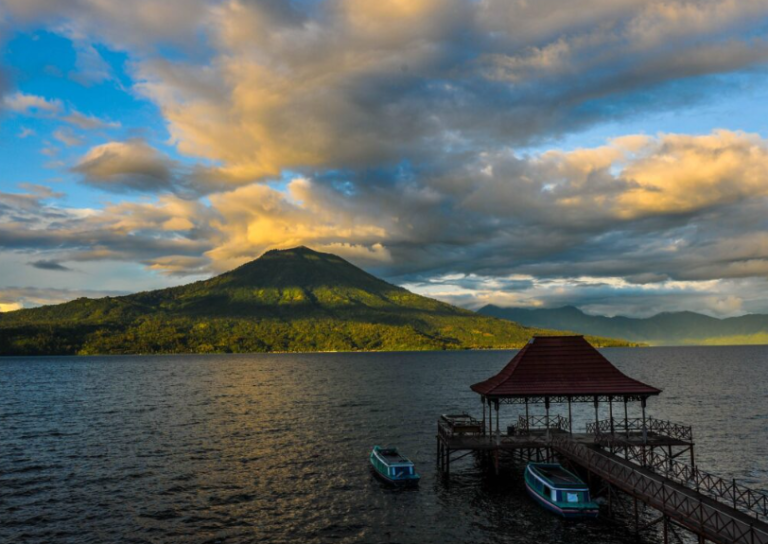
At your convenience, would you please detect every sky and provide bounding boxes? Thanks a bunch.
[2,0,768,318]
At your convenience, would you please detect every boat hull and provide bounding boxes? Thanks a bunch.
[525,480,598,519]
[370,465,420,486]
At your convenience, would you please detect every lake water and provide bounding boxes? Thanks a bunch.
[1,346,767,544]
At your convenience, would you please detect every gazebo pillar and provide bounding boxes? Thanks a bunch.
[624,396,630,438]
[609,396,614,435]
[544,396,551,438]
[494,399,500,437]
[482,396,486,436]
[568,397,573,434]
[641,397,648,443]
[487,397,493,436]
[593,396,600,434]
[524,397,529,431]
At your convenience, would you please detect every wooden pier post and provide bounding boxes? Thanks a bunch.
[634,496,639,535]
[568,397,573,434]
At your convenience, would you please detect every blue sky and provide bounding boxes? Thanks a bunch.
[3,0,768,318]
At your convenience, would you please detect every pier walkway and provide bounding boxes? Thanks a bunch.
[553,435,768,544]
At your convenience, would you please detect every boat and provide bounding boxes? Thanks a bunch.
[524,462,599,518]
[369,446,420,486]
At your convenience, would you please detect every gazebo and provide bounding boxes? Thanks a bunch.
[470,335,661,438]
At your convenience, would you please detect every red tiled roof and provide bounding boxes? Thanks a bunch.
[471,336,661,397]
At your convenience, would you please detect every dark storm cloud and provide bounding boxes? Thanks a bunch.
[28,259,73,271]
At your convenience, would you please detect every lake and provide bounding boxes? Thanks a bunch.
[1,346,767,543]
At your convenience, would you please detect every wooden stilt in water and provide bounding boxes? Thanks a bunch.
[608,484,613,518]
[634,495,639,535]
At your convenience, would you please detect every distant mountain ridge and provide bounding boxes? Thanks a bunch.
[0,247,634,356]
[478,305,768,345]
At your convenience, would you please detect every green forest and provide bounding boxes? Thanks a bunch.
[0,247,635,355]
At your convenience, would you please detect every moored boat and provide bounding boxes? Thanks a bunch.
[524,462,599,518]
[369,446,420,486]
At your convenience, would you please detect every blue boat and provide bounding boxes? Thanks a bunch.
[369,446,420,486]
[524,462,599,518]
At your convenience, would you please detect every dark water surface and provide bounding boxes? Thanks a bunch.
[1,346,767,543]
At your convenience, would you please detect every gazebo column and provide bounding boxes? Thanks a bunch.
[609,396,614,435]
[544,396,551,438]
[593,396,600,434]
[495,399,500,437]
[487,398,493,437]
[482,396,486,436]
[641,397,648,444]
[624,396,630,438]
[525,397,529,432]
[568,396,573,434]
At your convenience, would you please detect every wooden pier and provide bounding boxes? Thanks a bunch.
[436,336,768,544]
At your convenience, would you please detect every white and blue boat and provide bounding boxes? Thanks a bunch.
[524,462,599,518]
[369,446,420,486]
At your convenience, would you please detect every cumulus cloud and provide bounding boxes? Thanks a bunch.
[6,130,768,297]
[73,139,177,193]
[5,1,768,316]
[2,0,211,52]
[122,0,768,185]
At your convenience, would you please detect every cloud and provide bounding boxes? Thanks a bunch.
[53,127,85,147]
[0,286,127,311]
[121,0,768,185]
[73,139,177,192]
[63,110,121,130]
[2,0,211,52]
[5,1,768,316]
[28,259,74,271]
[2,91,62,115]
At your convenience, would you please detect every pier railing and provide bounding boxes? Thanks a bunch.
[517,414,570,435]
[594,436,768,521]
[438,414,484,439]
[586,417,693,442]
[553,436,768,543]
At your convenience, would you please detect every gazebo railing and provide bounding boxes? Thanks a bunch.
[517,414,570,435]
[586,417,693,442]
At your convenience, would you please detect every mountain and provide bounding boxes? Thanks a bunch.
[0,247,635,356]
[478,305,768,345]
